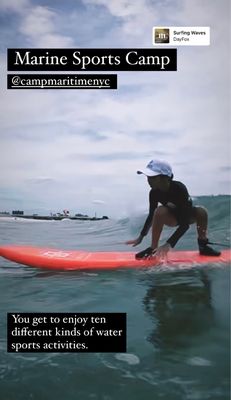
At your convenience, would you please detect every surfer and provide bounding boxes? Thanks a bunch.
[126,160,221,259]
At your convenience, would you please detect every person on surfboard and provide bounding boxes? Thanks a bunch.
[126,160,221,259]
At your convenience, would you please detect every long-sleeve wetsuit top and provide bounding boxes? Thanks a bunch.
[140,180,193,248]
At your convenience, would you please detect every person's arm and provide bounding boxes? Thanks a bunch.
[166,224,190,248]
[140,190,158,237]
[166,183,192,248]
[126,190,158,247]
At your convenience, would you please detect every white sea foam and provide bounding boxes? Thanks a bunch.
[115,353,140,365]
[187,357,212,366]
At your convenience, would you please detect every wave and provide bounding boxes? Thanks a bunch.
[116,195,230,239]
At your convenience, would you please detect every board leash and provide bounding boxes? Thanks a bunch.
[208,241,230,248]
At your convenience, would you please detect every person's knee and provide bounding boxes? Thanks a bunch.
[195,206,208,219]
[154,206,169,220]
[154,206,178,227]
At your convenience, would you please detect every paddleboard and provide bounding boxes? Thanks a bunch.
[0,245,230,270]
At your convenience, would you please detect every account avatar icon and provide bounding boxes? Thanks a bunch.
[154,28,170,44]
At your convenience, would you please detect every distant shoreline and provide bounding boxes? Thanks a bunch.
[0,214,109,221]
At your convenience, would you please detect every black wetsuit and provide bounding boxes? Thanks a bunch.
[140,180,194,248]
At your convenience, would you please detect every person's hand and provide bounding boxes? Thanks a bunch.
[125,235,143,247]
[135,247,156,260]
[155,243,171,258]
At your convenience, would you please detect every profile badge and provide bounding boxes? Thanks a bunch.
[154,28,170,44]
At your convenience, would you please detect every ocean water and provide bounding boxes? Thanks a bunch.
[0,195,230,400]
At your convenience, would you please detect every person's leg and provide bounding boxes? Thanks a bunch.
[151,206,177,249]
[193,206,221,256]
[194,206,208,240]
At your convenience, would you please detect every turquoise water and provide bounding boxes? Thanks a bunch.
[0,196,230,400]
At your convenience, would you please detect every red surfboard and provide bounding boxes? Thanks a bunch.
[0,245,230,270]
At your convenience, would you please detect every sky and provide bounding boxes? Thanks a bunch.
[0,0,230,218]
